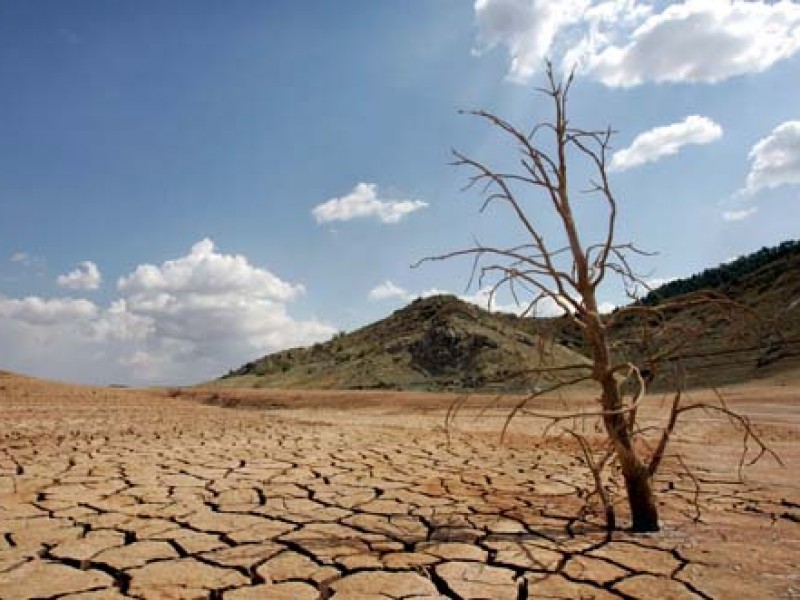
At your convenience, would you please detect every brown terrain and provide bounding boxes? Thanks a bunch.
[1,369,799,599]
[216,294,592,393]
[218,242,800,394]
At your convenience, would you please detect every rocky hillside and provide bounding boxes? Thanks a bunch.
[540,240,800,389]
[219,240,800,392]
[218,295,590,392]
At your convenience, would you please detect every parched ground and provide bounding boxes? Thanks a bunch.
[1,371,799,599]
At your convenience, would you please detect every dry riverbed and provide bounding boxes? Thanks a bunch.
[1,371,798,599]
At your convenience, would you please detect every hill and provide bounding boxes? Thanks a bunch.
[219,240,800,392]
[640,240,800,305]
[218,294,590,392]
[540,240,800,389]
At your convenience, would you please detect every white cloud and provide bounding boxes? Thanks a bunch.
[57,261,102,290]
[311,183,428,224]
[0,296,98,326]
[115,239,334,377]
[562,0,653,70]
[370,279,566,316]
[723,207,758,221]
[92,299,153,342]
[0,239,336,385]
[0,295,149,345]
[648,277,675,288]
[457,287,527,315]
[597,301,617,314]
[611,115,723,171]
[475,0,800,86]
[583,0,800,86]
[741,121,800,194]
[458,287,572,316]
[8,251,45,271]
[118,238,301,301]
[632,276,677,298]
[368,280,415,302]
[474,0,590,81]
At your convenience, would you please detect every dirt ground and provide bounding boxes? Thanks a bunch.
[1,371,798,599]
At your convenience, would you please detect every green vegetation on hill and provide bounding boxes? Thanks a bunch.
[551,239,800,388]
[641,240,800,305]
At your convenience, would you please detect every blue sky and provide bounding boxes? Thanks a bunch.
[1,0,799,384]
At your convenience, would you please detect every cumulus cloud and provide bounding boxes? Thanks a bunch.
[311,183,428,224]
[367,279,566,317]
[57,261,102,290]
[474,0,590,81]
[722,207,758,221]
[562,0,653,70]
[0,295,149,345]
[456,287,527,315]
[368,280,415,302]
[114,239,334,375]
[0,239,336,385]
[459,287,575,316]
[474,0,800,86]
[584,0,800,86]
[92,300,153,342]
[611,115,723,171]
[741,121,800,194]
[0,296,98,326]
[597,301,617,314]
[118,239,302,301]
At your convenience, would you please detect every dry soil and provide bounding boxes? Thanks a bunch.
[1,371,798,599]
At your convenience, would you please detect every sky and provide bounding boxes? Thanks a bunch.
[1,0,799,385]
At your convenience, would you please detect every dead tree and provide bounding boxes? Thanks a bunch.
[417,64,777,532]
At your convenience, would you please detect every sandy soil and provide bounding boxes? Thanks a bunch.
[1,371,798,599]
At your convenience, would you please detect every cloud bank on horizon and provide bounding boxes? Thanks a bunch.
[0,239,335,384]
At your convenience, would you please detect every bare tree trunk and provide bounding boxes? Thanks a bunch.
[589,315,660,532]
[623,462,659,532]
[600,375,660,532]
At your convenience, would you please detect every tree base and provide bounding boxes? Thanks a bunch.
[625,467,660,533]
[629,518,660,533]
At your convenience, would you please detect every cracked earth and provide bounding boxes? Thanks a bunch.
[1,372,799,599]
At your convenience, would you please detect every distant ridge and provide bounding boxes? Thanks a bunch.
[218,294,589,392]
[542,239,800,388]
[641,240,800,305]
[219,240,800,391]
